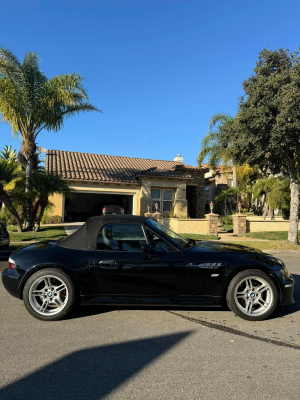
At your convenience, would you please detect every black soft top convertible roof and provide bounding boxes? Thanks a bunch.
[59,215,148,251]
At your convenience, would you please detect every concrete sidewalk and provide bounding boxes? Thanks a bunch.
[63,222,84,236]
[216,234,270,242]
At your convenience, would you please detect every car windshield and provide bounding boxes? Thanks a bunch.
[144,219,188,249]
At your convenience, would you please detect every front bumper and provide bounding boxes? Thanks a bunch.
[278,274,295,306]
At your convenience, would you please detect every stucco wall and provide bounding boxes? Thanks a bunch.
[246,219,300,232]
[49,178,204,220]
[140,179,188,217]
[49,193,64,217]
[160,218,209,234]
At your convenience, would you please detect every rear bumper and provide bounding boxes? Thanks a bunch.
[2,268,22,299]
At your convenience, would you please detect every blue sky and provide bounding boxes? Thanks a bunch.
[1,0,300,166]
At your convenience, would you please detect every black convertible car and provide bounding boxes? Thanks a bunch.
[2,215,295,321]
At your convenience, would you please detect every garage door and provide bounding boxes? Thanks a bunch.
[64,192,133,222]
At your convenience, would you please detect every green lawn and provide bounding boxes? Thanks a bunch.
[180,233,220,241]
[7,226,67,242]
[244,230,300,241]
[223,224,233,233]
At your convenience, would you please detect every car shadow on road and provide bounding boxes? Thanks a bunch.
[0,331,192,400]
[273,273,299,318]
[68,303,228,321]
[68,305,113,319]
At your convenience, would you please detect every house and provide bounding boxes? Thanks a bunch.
[204,165,234,213]
[45,150,208,222]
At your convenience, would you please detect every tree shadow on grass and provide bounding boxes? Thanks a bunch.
[0,332,192,400]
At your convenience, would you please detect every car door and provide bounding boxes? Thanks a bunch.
[93,222,187,297]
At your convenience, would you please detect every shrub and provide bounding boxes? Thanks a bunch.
[0,205,24,226]
[163,212,177,218]
[220,216,233,225]
[41,214,62,224]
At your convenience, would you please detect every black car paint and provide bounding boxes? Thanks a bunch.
[2,220,295,308]
[0,224,10,248]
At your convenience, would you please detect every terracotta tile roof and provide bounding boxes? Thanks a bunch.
[46,150,205,183]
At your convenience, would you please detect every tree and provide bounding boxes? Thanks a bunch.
[253,177,292,219]
[0,48,99,230]
[227,48,300,244]
[214,186,239,214]
[30,170,71,230]
[214,164,258,213]
[0,159,23,232]
[198,113,234,169]
[0,145,17,163]
[252,177,279,218]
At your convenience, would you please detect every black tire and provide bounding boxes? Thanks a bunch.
[23,268,76,321]
[226,269,278,321]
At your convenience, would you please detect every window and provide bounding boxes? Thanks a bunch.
[151,189,174,212]
[205,186,210,194]
[151,188,161,212]
[228,180,234,187]
[144,219,188,249]
[97,224,147,251]
[144,226,176,252]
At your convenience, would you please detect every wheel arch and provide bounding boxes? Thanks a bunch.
[19,264,80,300]
[222,265,282,305]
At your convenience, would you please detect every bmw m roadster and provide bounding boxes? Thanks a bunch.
[2,215,295,321]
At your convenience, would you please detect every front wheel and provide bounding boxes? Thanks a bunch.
[23,268,76,321]
[226,269,278,321]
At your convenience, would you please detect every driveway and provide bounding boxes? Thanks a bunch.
[63,222,84,236]
[0,251,299,399]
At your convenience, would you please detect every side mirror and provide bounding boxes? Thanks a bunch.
[142,244,156,255]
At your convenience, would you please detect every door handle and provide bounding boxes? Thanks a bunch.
[98,260,117,267]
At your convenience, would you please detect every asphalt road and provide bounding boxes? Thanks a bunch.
[0,251,300,400]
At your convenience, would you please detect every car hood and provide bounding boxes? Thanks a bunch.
[187,240,263,254]
[184,240,285,269]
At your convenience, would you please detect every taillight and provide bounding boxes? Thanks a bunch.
[8,257,16,269]
[103,208,112,212]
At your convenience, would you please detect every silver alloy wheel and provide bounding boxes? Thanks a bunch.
[234,276,274,316]
[28,275,69,316]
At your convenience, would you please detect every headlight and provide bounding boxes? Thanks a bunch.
[267,256,291,277]
[280,266,291,278]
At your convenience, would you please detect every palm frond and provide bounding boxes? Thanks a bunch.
[198,113,235,169]
[0,47,99,141]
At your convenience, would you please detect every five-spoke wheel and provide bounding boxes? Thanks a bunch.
[227,269,278,321]
[23,269,76,321]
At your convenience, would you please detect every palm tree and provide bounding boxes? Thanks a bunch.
[0,145,17,163]
[198,113,234,168]
[252,177,278,219]
[0,159,23,232]
[30,170,71,230]
[0,48,99,230]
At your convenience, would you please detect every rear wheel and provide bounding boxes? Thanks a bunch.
[226,269,278,321]
[23,269,76,321]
